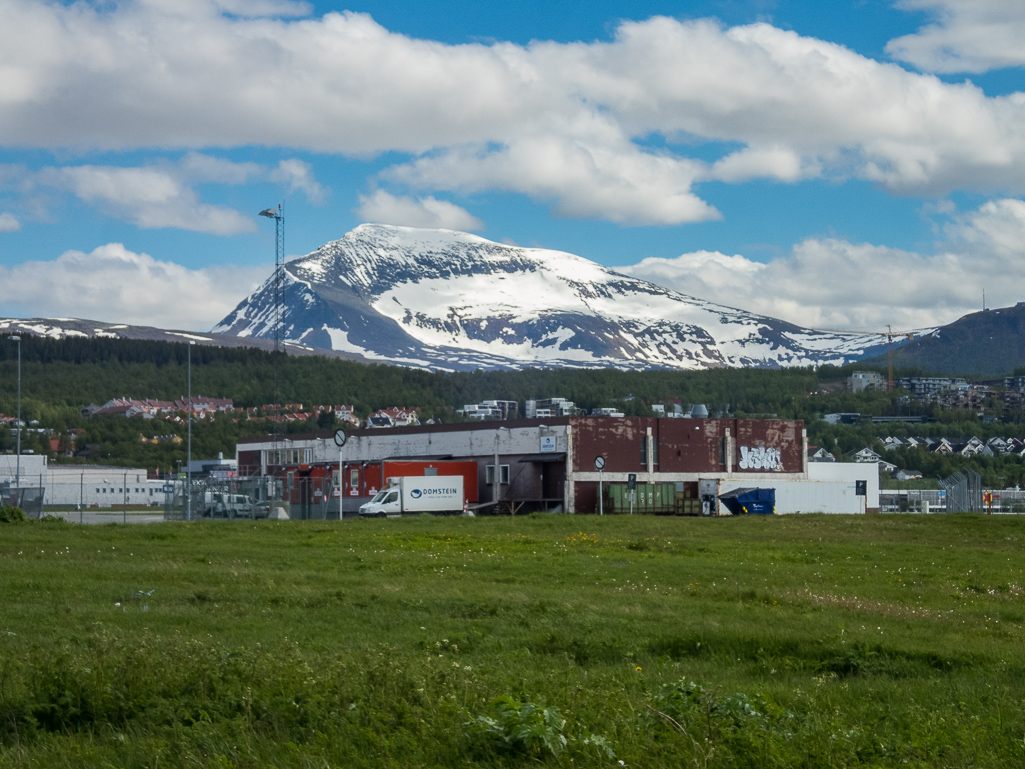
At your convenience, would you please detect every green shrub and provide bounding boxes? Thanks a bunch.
[0,504,27,523]
[471,695,616,760]
[37,514,68,524]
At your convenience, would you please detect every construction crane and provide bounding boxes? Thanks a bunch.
[822,325,915,391]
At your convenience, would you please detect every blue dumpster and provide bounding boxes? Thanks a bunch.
[718,487,775,515]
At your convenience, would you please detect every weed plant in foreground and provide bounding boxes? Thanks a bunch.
[1,513,1024,767]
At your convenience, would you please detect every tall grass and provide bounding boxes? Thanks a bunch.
[1,513,1023,767]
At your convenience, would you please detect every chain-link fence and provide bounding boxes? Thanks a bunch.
[1,481,45,517]
[879,489,948,513]
[163,476,286,521]
[880,487,1025,513]
[162,474,342,521]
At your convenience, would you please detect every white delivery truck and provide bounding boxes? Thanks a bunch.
[359,476,465,518]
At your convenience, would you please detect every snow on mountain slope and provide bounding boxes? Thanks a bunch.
[213,223,890,371]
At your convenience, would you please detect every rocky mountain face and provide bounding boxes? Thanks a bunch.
[867,303,1025,377]
[213,224,889,371]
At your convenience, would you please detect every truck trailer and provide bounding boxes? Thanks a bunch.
[358,476,465,518]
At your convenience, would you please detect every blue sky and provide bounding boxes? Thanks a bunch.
[1,0,1024,332]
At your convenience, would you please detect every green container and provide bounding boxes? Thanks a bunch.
[609,484,623,513]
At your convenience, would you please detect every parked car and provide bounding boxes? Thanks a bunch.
[202,492,251,518]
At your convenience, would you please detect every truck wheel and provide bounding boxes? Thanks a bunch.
[228,507,237,519]
[376,512,386,519]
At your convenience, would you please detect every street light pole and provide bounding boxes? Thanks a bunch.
[11,335,20,497]
[494,426,509,511]
[258,205,284,353]
[187,341,193,522]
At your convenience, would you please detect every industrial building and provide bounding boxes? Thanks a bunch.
[1,454,165,509]
[236,417,879,517]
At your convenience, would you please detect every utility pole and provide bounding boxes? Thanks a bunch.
[11,335,20,499]
[494,427,509,512]
[187,341,194,522]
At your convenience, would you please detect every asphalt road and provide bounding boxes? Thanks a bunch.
[41,510,169,525]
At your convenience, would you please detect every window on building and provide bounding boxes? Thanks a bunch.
[640,436,660,465]
[266,448,313,466]
[485,464,510,484]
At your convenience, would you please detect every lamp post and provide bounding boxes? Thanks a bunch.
[494,426,509,510]
[334,428,347,520]
[187,341,194,522]
[538,424,549,508]
[258,205,284,353]
[11,335,20,497]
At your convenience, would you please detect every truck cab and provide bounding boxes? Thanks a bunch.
[359,487,402,517]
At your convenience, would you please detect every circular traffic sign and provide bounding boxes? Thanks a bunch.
[594,455,606,470]
[333,429,347,447]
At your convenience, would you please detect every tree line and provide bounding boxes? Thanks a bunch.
[4,334,1025,483]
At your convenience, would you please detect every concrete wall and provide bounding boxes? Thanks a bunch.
[718,462,878,515]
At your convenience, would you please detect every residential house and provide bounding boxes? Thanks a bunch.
[366,408,420,428]
[850,447,883,463]
[808,446,836,462]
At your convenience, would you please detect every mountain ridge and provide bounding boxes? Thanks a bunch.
[213,223,892,371]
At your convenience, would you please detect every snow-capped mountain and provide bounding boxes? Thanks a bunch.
[213,224,891,371]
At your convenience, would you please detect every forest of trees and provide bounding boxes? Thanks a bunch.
[2,334,1024,485]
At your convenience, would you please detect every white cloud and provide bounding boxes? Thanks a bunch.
[26,153,325,234]
[356,190,483,231]
[37,164,255,235]
[0,243,266,329]
[887,1,1025,73]
[622,197,1025,330]
[388,134,718,226]
[3,3,1025,224]
[0,212,19,232]
[211,0,312,17]
[705,145,813,183]
[271,159,327,204]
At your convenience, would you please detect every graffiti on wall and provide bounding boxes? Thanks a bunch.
[739,445,782,471]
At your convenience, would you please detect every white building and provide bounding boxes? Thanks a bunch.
[43,466,166,508]
[525,398,576,418]
[0,453,47,486]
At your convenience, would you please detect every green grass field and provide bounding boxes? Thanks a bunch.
[1,513,1024,768]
